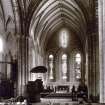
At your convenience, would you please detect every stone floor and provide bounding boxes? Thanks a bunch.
[0,101,104,105]
[30,98,104,105]
[0,98,104,105]
[31,102,104,105]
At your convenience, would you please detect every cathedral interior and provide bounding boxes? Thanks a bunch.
[0,0,105,104]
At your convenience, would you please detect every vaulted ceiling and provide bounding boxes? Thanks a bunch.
[0,0,95,50]
[29,0,95,49]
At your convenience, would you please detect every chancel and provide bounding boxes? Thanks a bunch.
[0,0,105,105]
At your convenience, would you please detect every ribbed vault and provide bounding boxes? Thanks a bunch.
[29,0,94,50]
[0,0,95,49]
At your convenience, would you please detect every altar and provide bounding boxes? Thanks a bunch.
[55,85,69,93]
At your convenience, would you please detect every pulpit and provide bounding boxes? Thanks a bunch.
[27,79,44,103]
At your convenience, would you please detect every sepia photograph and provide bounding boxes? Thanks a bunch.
[0,0,104,105]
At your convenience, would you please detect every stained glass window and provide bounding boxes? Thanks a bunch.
[75,53,81,80]
[49,54,54,79]
[62,54,67,79]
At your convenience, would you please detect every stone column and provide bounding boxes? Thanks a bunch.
[88,32,99,98]
[26,36,29,84]
[85,0,99,100]
[98,0,105,103]
[85,38,88,86]
[81,53,86,83]
[17,35,29,96]
[17,35,22,96]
